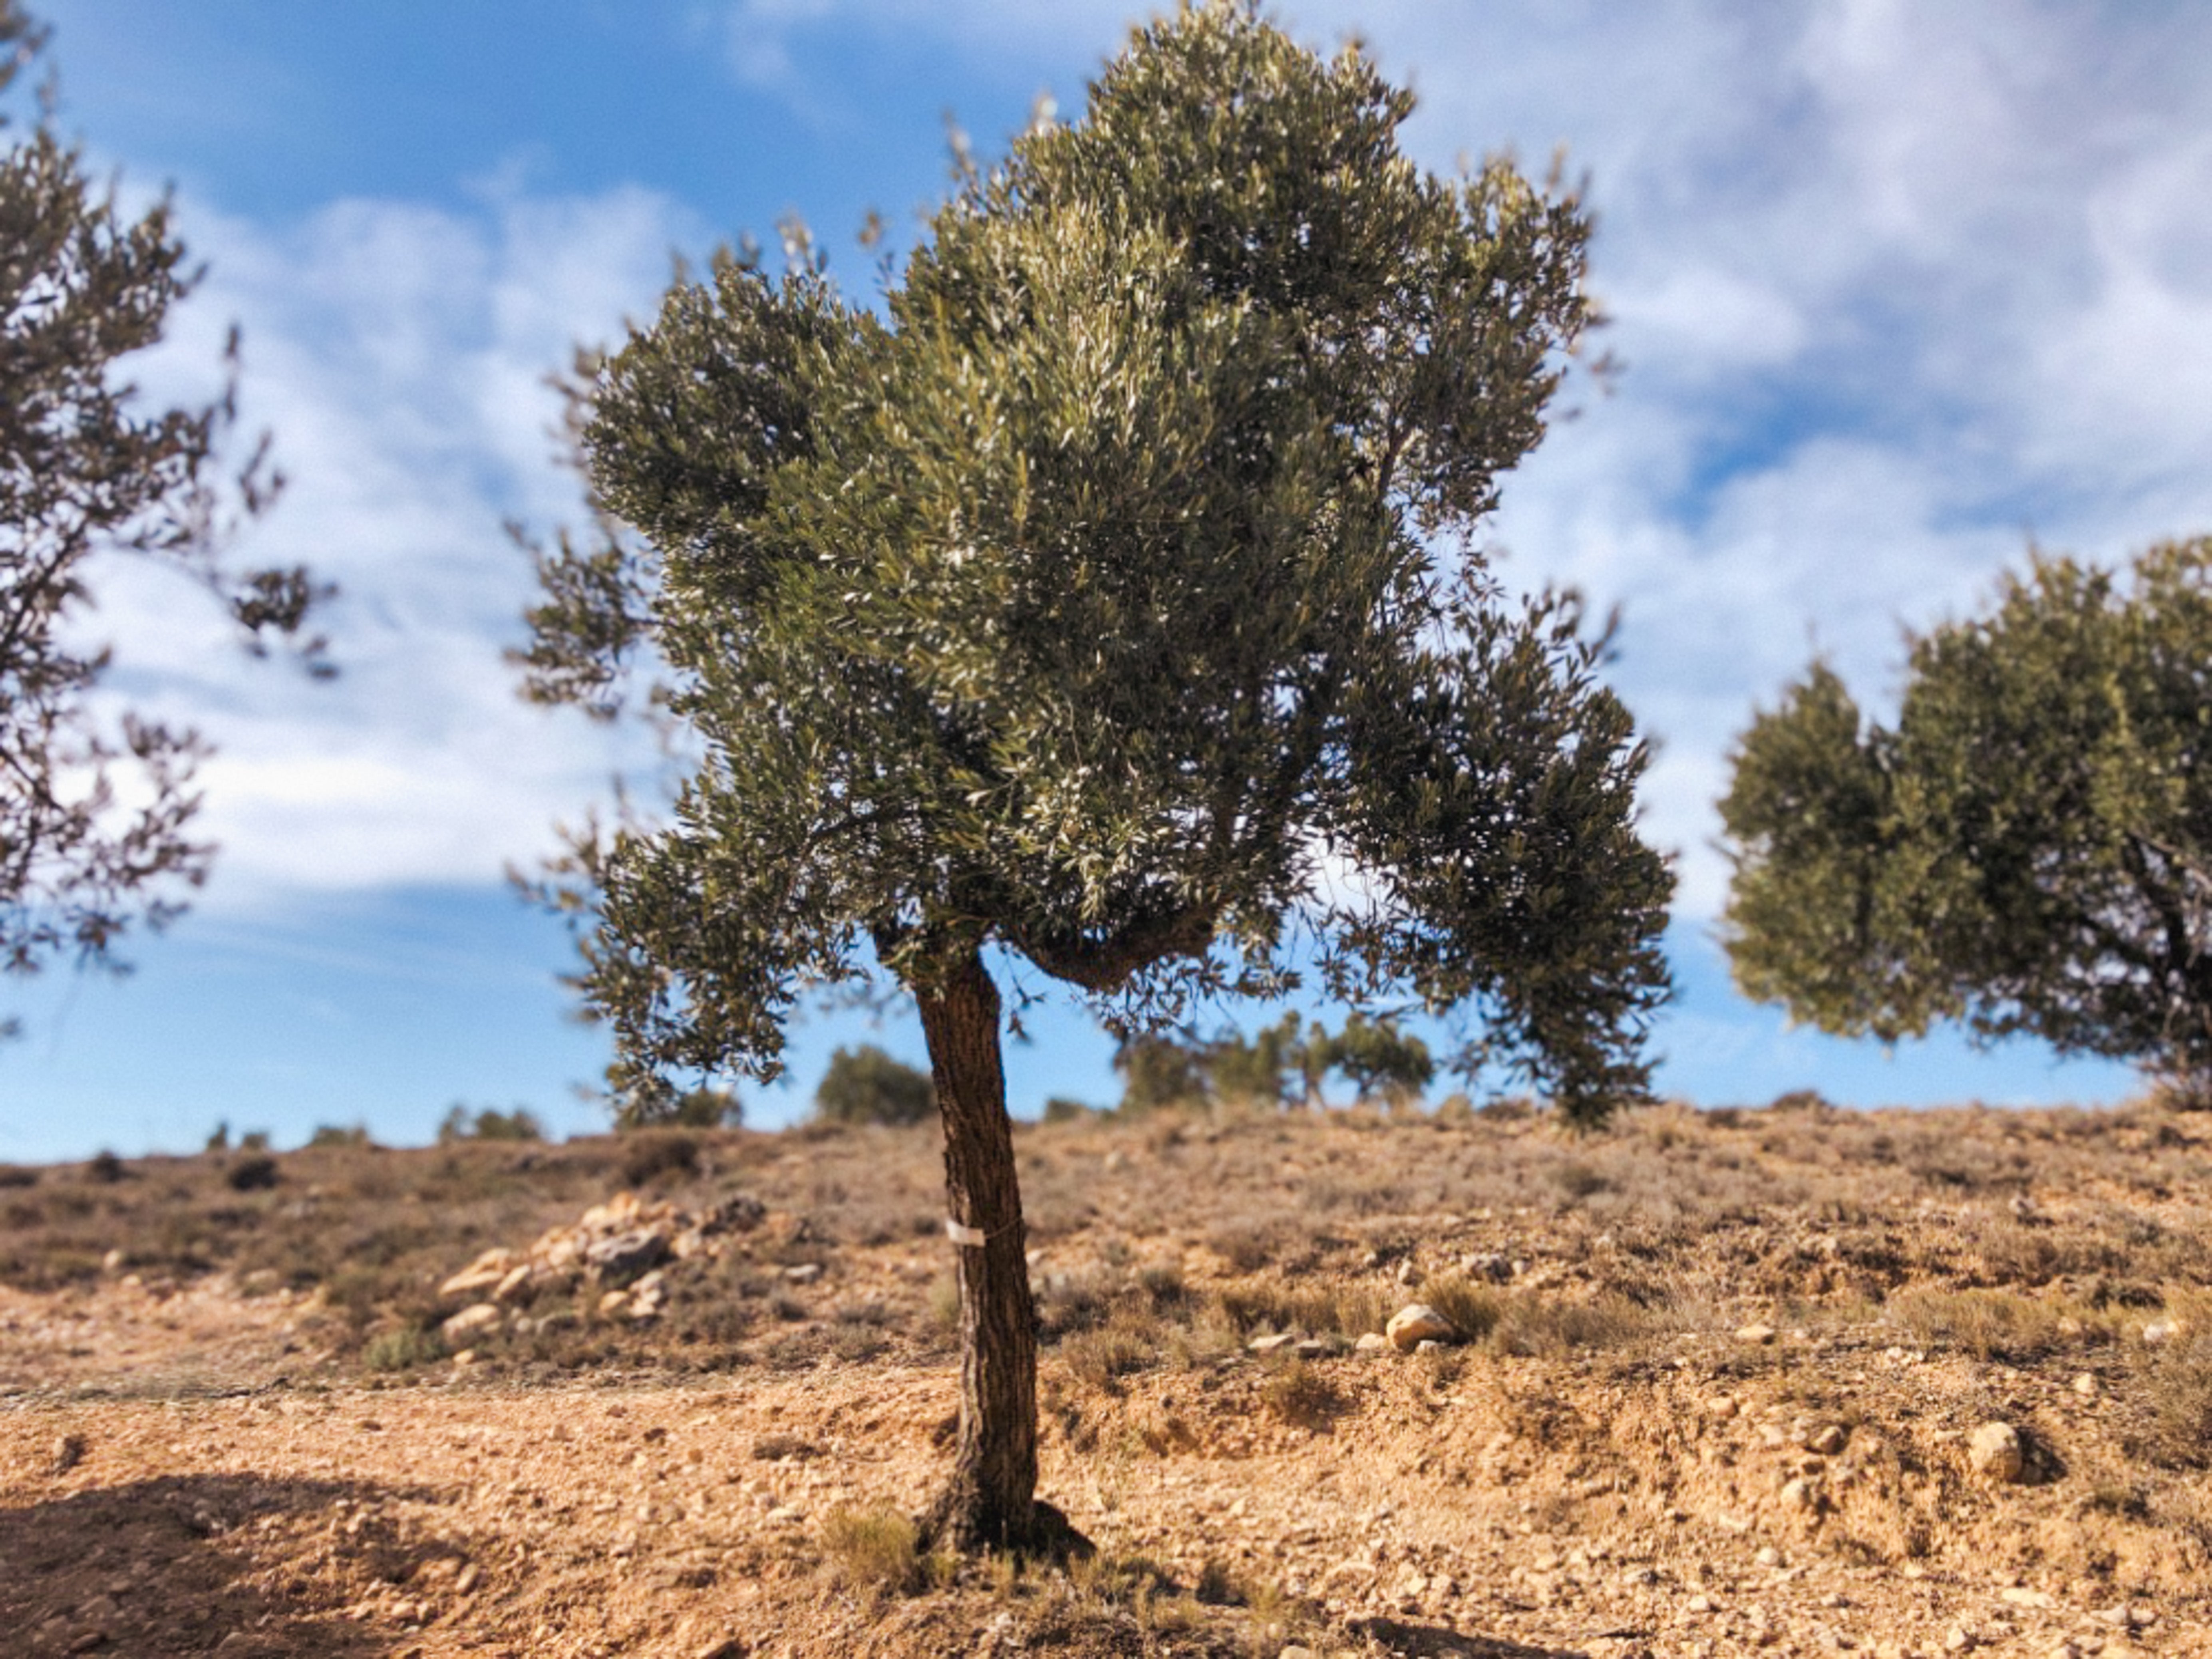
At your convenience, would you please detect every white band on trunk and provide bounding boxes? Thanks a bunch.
[944,1218,987,1247]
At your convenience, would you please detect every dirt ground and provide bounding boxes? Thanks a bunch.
[3,1097,2210,1657]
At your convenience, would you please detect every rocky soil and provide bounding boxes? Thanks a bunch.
[3,1096,2210,1657]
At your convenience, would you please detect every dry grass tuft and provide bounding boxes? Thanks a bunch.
[819,1504,945,1601]
[1260,1357,1340,1429]
[1887,1286,2112,1362]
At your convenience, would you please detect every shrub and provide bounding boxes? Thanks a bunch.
[307,1123,372,1149]
[363,1325,446,1372]
[665,1086,743,1128]
[620,1131,700,1188]
[438,1104,545,1143]
[815,1045,934,1127]
[225,1155,280,1192]
[1041,1095,1095,1124]
[85,1150,125,1183]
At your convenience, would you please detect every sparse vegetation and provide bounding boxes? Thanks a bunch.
[438,1104,545,1143]
[814,1045,935,1128]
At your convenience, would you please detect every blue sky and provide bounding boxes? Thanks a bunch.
[11,0,2212,1161]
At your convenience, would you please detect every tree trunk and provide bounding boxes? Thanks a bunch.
[912,946,1080,1556]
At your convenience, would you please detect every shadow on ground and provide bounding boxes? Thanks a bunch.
[1,1471,433,1656]
[1350,1612,1616,1658]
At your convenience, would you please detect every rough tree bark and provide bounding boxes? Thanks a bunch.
[911,945,1085,1554]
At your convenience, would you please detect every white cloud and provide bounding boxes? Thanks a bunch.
[78,178,702,912]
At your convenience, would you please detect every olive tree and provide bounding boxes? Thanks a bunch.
[0,2,320,1012]
[1720,536,2212,1096]
[521,0,1670,1550]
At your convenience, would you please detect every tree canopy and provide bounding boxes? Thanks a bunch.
[0,1,321,1011]
[1720,535,2212,1093]
[525,1,1671,1126]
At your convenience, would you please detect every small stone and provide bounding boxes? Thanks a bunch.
[693,1640,747,1659]
[1293,1339,1330,1359]
[2001,1587,2057,1609]
[451,1349,476,1367]
[1415,1338,1445,1354]
[1396,1259,1423,1287]
[492,1264,533,1302]
[1809,1423,1848,1455]
[1687,1593,1719,1614]
[1968,1421,2025,1482]
[1385,1303,1455,1352]
[454,1562,481,1595]
[599,1289,630,1314]
[1736,1323,1778,1345]
[1755,1546,1784,1568]
[2073,1372,2098,1397]
[440,1302,500,1341]
[1465,1252,1513,1282]
[781,1263,823,1285]
[1779,1476,1817,1510]
[1248,1332,1300,1354]
[101,1248,124,1273]
[1354,1332,1391,1354]
[585,1227,672,1281]
[1278,1648,1316,1659]
[50,1433,85,1474]
[2141,1317,2182,1346]
[1944,1625,1977,1653]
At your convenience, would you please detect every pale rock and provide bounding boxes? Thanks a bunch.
[1354,1332,1391,1354]
[439,1249,518,1299]
[782,1262,824,1285]
[1415,1338,1445,1354]
[1248,1333,1300,1354]
[1968,1421,2025,1482]
[2073,1372,2098,1397]
[1395,1260,1423,1287]
[1779,1476,1817,1510]
[1294,1339,1330,1359]
[101,1248,123,1273]
[1465,1252,1513,1282]
[1736,1323,1778,1345]
[492,1264,533,1302]
[600,1289,631,1314]
[1385,1303,1455,1351]
[441,1302,500,1341]
[1809,1423,1848,1455]
[2000,1587,2056,1610]
[454,1562,481,1596]
[2141,1317,2183,1346]
[50,1433,85,1474]
[1944,1623,1979,1652]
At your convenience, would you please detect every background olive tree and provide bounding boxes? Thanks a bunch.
[0,2,321,1024]
[1721,535,2212,1101]
[521,0,1670,1550]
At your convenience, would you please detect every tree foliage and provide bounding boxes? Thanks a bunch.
[0,3,322,1011]
[1720,536,2212,1091]
[524,1,1670,1124]
[815,1043,934,1127]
